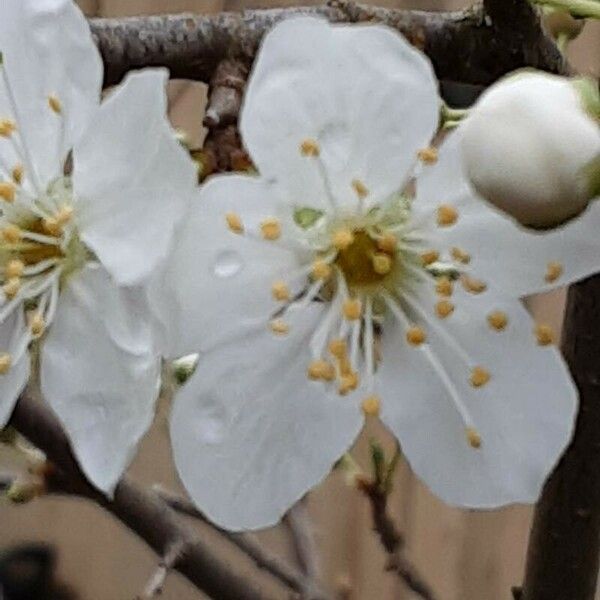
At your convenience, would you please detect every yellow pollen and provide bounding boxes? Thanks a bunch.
[300,138,320,157]
[48,94,62,114]
[545,261,563,284]
[351,179,369,199]
[339,372,359,395]
[5,259,24,279]
[270,319,289,335]
[11,165,23,185]
[343,298,362,321]
[29,312,45,338]
[55,205,74,226]
[0,181,16,203]
[487,311,508,331]
[1,225,21,243]
[470,366,491,388]
[377,233,397,253]
[435,300,454,319]
[362,395,381,417]
[271,281,291,302]
[260,217,281,241]
[3,277,21,299]
[225,212,244,234]
[466,427,482,449]
[421,250,439,266]
[308,359,335,381]
[535,324,555,346]
[417,146,439,165]
[0,353,11,375]
[0,119,16,137]
[451,247,471,264]
[462,275,487,294]
[406,326,426,346]
[329,339,347,359]
[435,277,453,297]
[437,204,458,227]
[332,229,355,251]
[312,259,332,281]
[372,253,392,275]
[42,217,62,237]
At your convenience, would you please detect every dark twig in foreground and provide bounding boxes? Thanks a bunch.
[520,275,600,600]
[154,486,330,600]
[90,1,568,89]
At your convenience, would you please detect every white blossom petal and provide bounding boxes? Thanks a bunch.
[73,69,196,286]
[241,17,439,212]
[171,304,363,531]
[41,264,161,495]
[0,0,103,189]
[415,131,600,297]
[0,311,30,427]
[148,174,306,358]
[380,279,576,507]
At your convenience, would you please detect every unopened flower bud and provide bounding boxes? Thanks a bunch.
[461,72,600,228]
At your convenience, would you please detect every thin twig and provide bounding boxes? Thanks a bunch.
[153,486,330,600]
[139,539,188,599]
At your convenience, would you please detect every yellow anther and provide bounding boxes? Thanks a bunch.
[377,233,397,253]
[0,119,16,137]
[48,94,62,114]
[225,212,244,234]
[545,261,563,284]
[260,217,281,241]
[270,319,289,335]
[0,181,16,203]
[470,366,491,388]
[339,372,359,395]
[300,138,320,157]
[451,247,471,264]
[417,146,439,165]
[329,338,347,359]
[421,250,440,266]
[351,179,369,199]
[372,253,392,275]
[5,259,24,279]
[42,217,62,237]
[55,205,74,226]
[406,326,426,346]
[1,225,21,243]
[487,311,508,331]
[343,298,362,321]
[437,204,458,227]
[271,281,291,302]
[535,324,555,346]
[308,359,335,381]
[29,312,45,338]
[11,165,23,185]
[338,357,353,376]
[362,395,381,417]
[0,353,11,375]
[0,352,11,375]
[435,300,454,319]
[312,259,332,281]
[3,277,20,299]
[466,427,482,449]
[332,229,355,251]
[462,275,487,294]
[435,277,453,297]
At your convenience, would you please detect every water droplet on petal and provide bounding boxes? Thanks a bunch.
[213,250,243,278]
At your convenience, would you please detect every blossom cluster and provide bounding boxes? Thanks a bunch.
[0,0,599,531]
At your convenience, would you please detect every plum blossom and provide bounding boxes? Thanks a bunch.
[151,17,600,530]
[0,0,196,492]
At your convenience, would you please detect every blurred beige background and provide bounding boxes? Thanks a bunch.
[1,1,599,599]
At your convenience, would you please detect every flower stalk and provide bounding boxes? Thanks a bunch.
[531,0,600,19]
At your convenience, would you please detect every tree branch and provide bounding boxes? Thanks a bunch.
[8,395,282,600]
[520,274,600,600]
[90,1,568,89]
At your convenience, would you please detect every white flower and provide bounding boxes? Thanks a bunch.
[461,71,600,228]
[0,0,196,493]
[150,18,599,531]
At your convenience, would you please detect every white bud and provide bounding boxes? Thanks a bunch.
[461,72,600,228]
